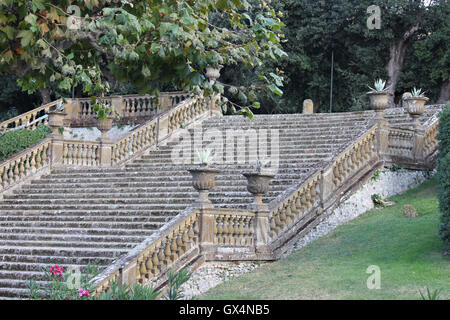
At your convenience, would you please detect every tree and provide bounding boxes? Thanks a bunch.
[223,0,447,114]
[0,0,286,119]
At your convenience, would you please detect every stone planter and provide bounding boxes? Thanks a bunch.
[205,65,223,84]
[48,110,67,135]
[366,91,392,118]
[404,96,428,116]
[188,166,221,208]
[243,172,275,211]
[96,115,114,141]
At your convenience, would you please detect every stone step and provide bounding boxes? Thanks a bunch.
[0,246,128,258]
[0,209,181,218]
[4,190,281,200]
[0,239,138,250]
[0,256,115,270]
[0,220,165,230]
[0,226,157,236]
[0,232,147,243]
[16,179,299,192]
[28,173,307,185]
[0,214,175,223]
[0,287,30,299]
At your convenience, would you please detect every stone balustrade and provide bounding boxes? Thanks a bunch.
[214,211,255,246]
[423,120,439,158]
[0,138,52,193]
[62,140,101,167]
[0,92,191,133]
[388,128,415,159]
[269,171,322,240]
[90,207,200,295]
[0,100,61,133]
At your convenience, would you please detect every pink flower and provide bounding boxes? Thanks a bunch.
[78,288,90,297]
[49,264,64,277]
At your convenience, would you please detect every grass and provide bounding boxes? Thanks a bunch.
[200,177,450,300]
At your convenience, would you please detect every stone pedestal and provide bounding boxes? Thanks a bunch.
[302,99,314,114]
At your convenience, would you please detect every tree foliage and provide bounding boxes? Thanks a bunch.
[220,0,449,114]
[0,0,286,118]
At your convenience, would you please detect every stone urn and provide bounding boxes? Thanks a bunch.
[205,65,223,84]
[96,115,114,141]
[188,165,221,208]
[242,172,275,211]
[48,110,67,136]
[404,96,429,126]
[366,91,392,119]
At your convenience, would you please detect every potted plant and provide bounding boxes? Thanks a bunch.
[188,149,220,208]
[366,79,392,114]
[242,160,275,211]
[404,87,429,120]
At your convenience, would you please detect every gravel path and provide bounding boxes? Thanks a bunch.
[180,168,433,299]
[63,124,138,142]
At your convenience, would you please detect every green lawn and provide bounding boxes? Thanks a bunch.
[200,177,450,300]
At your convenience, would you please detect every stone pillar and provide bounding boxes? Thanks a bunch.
[199,208,215,254]
[254,208,270,253]
[413,127,425,163]
[99,141,112,167]
[120,258,137,288]
[111,96,124,117]
[302,99,314,114]
[62,99,74,127]
[50,137,64,166]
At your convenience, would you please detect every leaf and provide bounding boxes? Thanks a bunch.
[17,30,33,47]
[1,25,15,40]
[252,102,261,109]
[268,84,283,96]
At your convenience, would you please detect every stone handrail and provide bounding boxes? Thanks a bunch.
[387,128,415,159]
[0,100,61,133]
[0,92,191,132]
[423,117,439,158]
[91,206,200,295]
[73,92,191,126]
[62,140,101,167]
[266,124,378,247]
[110,94,209,166]
[0,137,52,193]
[213,209,255,246]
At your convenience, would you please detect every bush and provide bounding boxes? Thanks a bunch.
[0,124,51,162]
[437,104,450,255]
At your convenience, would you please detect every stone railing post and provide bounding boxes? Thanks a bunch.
[303,99,314,114]
[413,127,425,163]
[242,172,274,251]
[111,96,124,117]
[188,166,220,254]
[99,141,113,167]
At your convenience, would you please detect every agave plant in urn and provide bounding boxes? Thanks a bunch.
[404,87,429,128]
[242,159,275,211]
[188,149,221,209]
[366,79,392,119]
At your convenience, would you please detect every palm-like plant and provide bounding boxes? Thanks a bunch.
[411,87,426,97]
[368,79,390,92]
[195,149,215,165]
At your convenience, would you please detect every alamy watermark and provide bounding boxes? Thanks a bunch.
[169,125,280,172]
[367,5,381,30]
[366,265,381,289]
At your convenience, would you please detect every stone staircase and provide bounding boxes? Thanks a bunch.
[0,107,441,299]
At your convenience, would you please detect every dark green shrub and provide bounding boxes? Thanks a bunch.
[437,104,450,255]
[0,124,51,162]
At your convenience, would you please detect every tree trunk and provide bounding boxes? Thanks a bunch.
[39,87,52,105]
[385,24,421,107]
[438,81,450,103]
